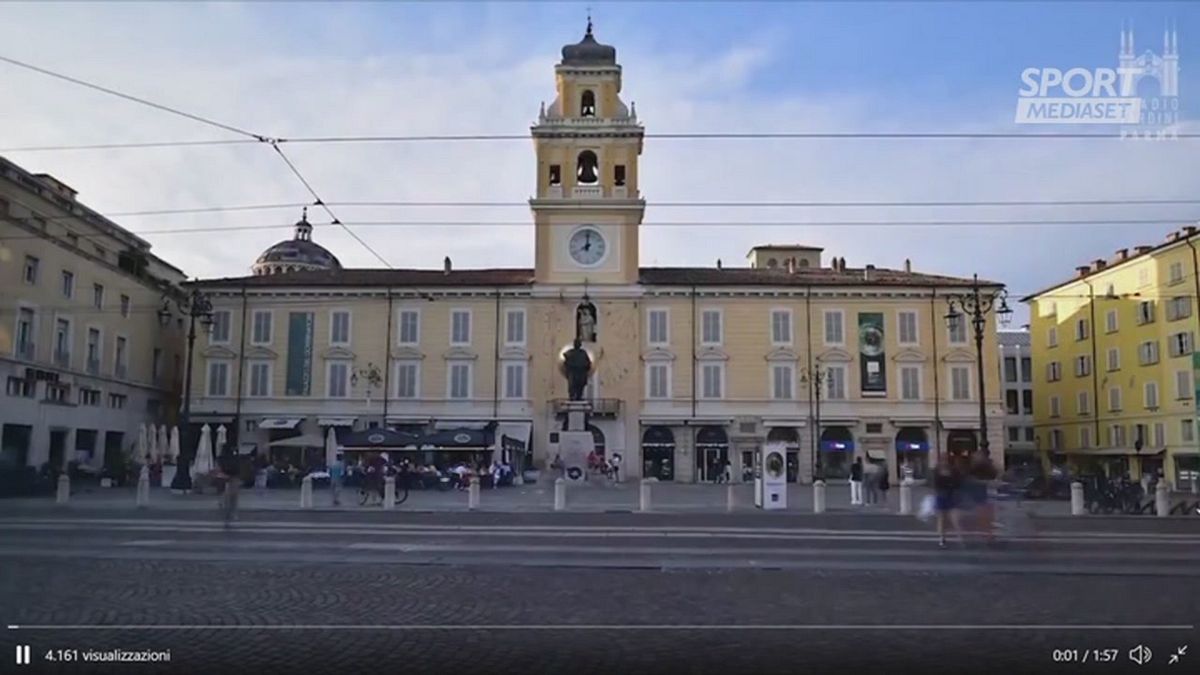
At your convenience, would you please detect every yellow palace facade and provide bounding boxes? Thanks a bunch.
[1024,227,1200,488]
[186,24,1006,483]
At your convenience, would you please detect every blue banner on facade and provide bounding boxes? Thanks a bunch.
[285,312,313,396]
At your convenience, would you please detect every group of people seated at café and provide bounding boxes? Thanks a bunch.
[344,454,517,490]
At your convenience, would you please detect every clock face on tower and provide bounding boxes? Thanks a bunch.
[568,226,607,266]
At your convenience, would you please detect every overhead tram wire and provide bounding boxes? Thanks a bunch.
[0,53,392,266]
[4,131,1200,152]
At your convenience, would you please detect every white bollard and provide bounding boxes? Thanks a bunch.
[554,477,566,511]
[300,475,314,509]
[726,483,736,513]
[468,477,480,511]
[899,478,913,515]
[813,480,826,514]
[1071,481,1084,516]
[136,465,150,508]
[639,478,652,512]
[1156,482,1170,517]
[56,474,70,505]
[382,476,395,510]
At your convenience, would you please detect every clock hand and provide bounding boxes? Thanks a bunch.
[584,232,591,251]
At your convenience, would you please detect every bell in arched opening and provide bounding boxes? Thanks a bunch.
[576,150,599,184]
[580,89,596,117]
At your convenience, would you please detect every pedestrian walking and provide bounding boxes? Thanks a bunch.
[849,457,864,506]
[329,453,345,506]
[864,459,880,505]
[932,460,962,548]
[878,463,890,507]
[217,454,240,528]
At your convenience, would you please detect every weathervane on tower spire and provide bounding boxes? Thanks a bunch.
[586,8,593,36]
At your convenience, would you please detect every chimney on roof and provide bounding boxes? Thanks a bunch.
[1167,231,1181,243]
[904,258,912,273]
[1184,225,1197,237]
[863,264,875,282]
[1090,258,1107,272]
[716,258,723,270]
[1076,265,1091,278]
[443,256,452,274]
[1114,248,1129,262]
[1134,245,1153,255]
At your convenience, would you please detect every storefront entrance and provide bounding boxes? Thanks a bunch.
[642,426,675,481]
[695,426,729,482]
[894,427,930,480]
[819,426,854,479]
[946,429,978,460]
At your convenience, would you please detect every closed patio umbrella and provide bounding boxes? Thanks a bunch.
[147,425,159,464]
[168,427,181,463]
[192,424,214,477]
[136,424,148,464]
[216,424,228,457]
[325,427,338,468]
[157,426,170,462]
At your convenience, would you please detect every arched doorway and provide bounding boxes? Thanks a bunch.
[587,424,606,456]
[895,427,930,480]
[642,426,675,481]
[947,429,978,460]
[695,426,729,483]
[819,426,855,479]
[767,427,801,483]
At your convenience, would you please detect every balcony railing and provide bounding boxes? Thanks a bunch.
[53,350,70,368]
[86,358,100,375]
[572,186,603,198]
[551,398,622,417]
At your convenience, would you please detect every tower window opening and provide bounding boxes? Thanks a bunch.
[614,164,626,186]
[549,164,562,186]
[767,258,778,269]
[581,90,596,117]
[576,150,599,185]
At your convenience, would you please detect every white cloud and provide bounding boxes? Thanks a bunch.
[0,3,1195,312]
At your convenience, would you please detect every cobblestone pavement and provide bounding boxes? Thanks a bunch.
[1,555,1197,675]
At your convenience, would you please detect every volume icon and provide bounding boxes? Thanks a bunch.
[15,645,31,666]
[1129,644,1153,666]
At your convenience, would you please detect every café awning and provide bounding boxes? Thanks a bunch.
[268,433,325,448]
[317,417,356,426]
[421,427,494,450]
[338,428,420,451]
[259,418,303,430]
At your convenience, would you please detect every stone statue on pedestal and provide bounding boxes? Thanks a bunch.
[563,338,592,402]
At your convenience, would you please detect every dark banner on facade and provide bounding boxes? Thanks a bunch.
[285,312,314,396]
[858,312,886,396]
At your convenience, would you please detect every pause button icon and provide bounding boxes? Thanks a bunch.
[15,645,32,666]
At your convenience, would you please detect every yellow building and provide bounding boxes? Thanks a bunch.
[186,24,1007,483]
[1023,226,1200,488]
[0,156,187,472]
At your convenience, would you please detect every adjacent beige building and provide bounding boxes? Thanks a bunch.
[186,24,1006,483]
[0,155,186,473]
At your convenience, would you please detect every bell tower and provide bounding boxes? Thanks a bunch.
[531,19,645,285]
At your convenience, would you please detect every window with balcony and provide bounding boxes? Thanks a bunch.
[647,309,669,345]
[251,311,272,345]
[114,337,128,379]
[53,318,70,367]
[701,310,722,345]
[450,310,471,346]
[771,364,794,400]
[330,311,351,345]
[398,310,420,345]
[395,362,419,399]
[770,310,792,346]
[824,310,844,345]
[505,309,526,346]
[23,256,39,285]
[901,366,921,401]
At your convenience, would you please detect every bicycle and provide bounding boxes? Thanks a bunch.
[357,470,410,506]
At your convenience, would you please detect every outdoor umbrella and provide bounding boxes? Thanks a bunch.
[157,426,170,462]
[325,427,338,468]
[136,424,148,464]
[216,425,228,456]
[147,425,159,464]
[168,427,181,463]
[192,424,214,477]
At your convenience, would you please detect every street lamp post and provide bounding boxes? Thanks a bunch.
[800,364,829,482]
[159,286,214,490]
[944,274,1013,458]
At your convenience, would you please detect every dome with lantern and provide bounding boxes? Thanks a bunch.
[252,208,342,276]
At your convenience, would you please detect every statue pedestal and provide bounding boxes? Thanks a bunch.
[558,401,593,482]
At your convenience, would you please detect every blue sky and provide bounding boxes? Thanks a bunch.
[1,1,1198,313]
